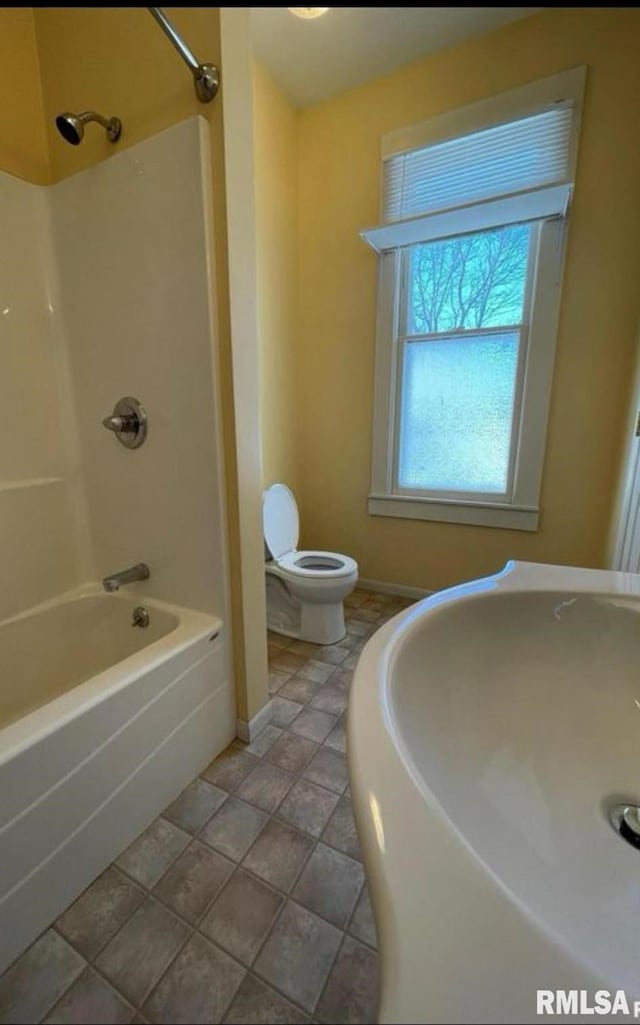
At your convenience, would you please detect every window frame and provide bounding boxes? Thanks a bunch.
[366,70,585,532]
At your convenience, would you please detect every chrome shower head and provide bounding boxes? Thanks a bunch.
[55,111,122,146]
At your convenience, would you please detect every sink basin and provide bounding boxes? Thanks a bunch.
[348,562,640,1023]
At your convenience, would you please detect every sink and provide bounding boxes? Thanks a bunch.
[348,561,640,1023]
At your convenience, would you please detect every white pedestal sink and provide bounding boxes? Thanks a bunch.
[349,562,640,1023]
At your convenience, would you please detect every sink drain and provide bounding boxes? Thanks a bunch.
[610,804,640,849]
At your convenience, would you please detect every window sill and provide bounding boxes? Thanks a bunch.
[368,493,539,531]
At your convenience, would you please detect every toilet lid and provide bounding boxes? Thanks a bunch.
[263,483,299,560]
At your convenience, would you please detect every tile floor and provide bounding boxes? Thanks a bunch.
[0,589,413,1025]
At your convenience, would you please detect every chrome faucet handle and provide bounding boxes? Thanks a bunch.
[101,397,147,449]
[102,414,137,433]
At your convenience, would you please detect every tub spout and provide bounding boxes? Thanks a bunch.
[102,562,150,592]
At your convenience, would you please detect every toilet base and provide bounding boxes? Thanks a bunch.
[265,575,347,645]
[265,575,301,639]
[300,602,346,645]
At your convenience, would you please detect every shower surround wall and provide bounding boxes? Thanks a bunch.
[0,171,90,622]
[50,117,229,620]
[1,117,229,626]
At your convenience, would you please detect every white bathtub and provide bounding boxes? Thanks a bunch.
[349,561,640,1023]
[0,587,235,973]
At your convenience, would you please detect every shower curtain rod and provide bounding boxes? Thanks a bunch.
[147,7,219,103]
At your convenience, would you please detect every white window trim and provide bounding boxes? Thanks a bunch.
[366,69,585,531]
[360,183,570,254]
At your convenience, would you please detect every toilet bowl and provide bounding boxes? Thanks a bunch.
[263,483,358,645]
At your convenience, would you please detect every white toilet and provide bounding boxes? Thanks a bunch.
[263,483,358,645]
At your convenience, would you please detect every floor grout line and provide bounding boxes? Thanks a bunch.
[247,891,348,1021]
[313,928,351,1022]
[240,967,312,1020]
[50,805,352,1013]
[46,919,160,1023]
[344,876,368,942]
[47,749,348,1016]
[113,849,234,937]
[32,947,86,1025]
[64,801,373,1023]
[122,919,196,1017]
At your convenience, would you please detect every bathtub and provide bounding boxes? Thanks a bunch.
[0,587,234,973]
[349,561,640,1023]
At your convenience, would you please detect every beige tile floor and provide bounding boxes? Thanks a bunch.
[0,589,413,1025]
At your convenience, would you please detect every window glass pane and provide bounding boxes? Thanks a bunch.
[408,224,530,334]
[397,332,520,494]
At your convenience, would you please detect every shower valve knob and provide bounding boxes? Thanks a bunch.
[102,414,136,433]
[102,397,148,449]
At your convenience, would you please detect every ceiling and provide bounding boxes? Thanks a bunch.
[251,7,541,109]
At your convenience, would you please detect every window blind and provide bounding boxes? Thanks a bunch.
[383,105,574,224]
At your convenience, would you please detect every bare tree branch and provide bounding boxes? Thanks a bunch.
[410,225,529,334]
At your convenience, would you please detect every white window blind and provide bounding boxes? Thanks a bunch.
[383,105,574,224]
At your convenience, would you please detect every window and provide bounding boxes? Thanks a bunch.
[397,223,532,498]
[363,69,585,530]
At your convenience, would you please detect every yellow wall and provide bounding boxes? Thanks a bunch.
[34,8,222,182]
[296,7,640,591]
[32,7,268,720]
[217,9,270,723]
[0,9,49,182]
[253,60,300,492]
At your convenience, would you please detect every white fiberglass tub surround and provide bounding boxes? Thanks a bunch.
[0,117,236,973]
[349,561,640,1023]
[0,588,234,975]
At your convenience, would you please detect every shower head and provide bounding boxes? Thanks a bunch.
[55,111,122,146]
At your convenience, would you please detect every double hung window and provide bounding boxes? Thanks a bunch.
[363,69,585,530]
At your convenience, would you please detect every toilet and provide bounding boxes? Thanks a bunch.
[262,483,358,645]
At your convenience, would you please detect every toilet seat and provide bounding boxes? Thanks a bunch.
[263,484,299,561]
[277,550,358,579]
[263,484,355,579]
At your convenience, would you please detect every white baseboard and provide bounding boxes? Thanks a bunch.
[358,577,432,600]
[237,698,273,743]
